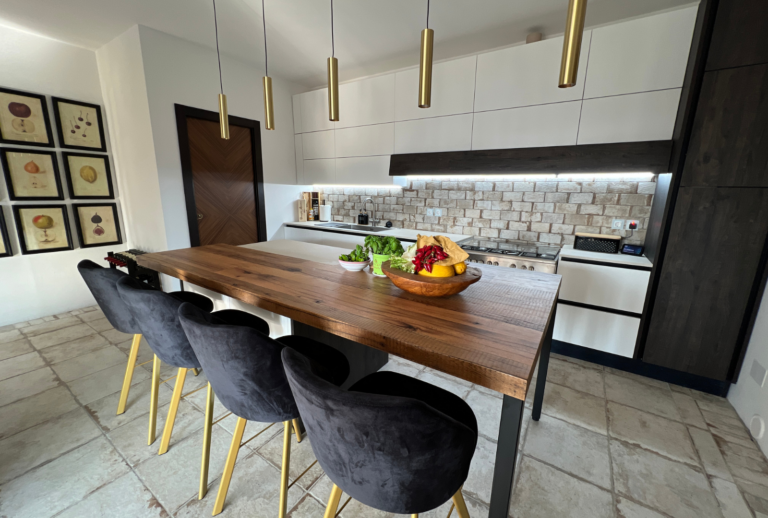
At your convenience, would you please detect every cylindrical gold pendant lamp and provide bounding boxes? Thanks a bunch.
[261,0,275,130]
[327,0,339,121]
[418,1,434,108]
[212,0,230,139]
[558,0,588,88]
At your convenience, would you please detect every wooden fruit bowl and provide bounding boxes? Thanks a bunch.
[381,261,482,297]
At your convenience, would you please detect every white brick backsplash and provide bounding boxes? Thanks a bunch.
[500,211,521,221]
[484,191,503,201]
[491,219,508,229]
[607,182,637,193]
[569,193,594,204]
[512,202,533,211]
[502,191,524,202]
[520,231,539,241]
[545,193,569,203]
[565,214,591,225]
[551,224,575,234]
[581,182,609,193]
[604,205,631,217]
[535,182,558,192]
[533,203,555,212]
[480,228,500,238]
[594,194,620,204]
[575,225,601,233]
[500,230,520,240]
[523,192,546,203]
[631,205,652,218]
[449,190,466,199]
[557,182,581,192]
[475,200,492,210]
[482,210,501,219]
[539,233,563,244]
[514,182,535,192]
[542,213,565,224]
[508,222,528,231]
[476,182,494,191]
[638,182,657,194]
[531,223,551,232]
[465,209,481,218]
[555,203,578,214]
[491,201,512,210]
[620,194,651,206]
[579,204,604,215]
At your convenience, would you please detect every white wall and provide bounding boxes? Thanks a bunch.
[728,284,768,456]
[0,25,126,325]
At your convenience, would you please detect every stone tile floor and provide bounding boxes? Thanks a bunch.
[1,308,768,517]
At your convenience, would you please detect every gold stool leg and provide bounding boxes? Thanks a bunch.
[213,417,247,516]
[117,333,142,415]
[199,382,214,499]
[452,488,470,518]
[292,418,302,443]
[323,484,343,518]
[158,367,188,455]
[193,368,200,376]
[279,421,292,518]
[148,355,161,445]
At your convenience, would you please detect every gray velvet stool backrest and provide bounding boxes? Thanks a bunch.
[116,276,200,369]
[77,260,140,335]
[178,302,299,423]
[281,347,477,515]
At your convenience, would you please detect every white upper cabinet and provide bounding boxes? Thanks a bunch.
[335,124,394,158]
[472,101,581,150]
[474,32,591,112]
[584,7,697,99]
[577,89,681,145]
[336,156,392,185]
[300,88,334,133]
[301,130,335,159]
[304,159,336,184]
[336,74,395,129]
[292,95,302,134]
[395,56,477,121]
[294,135,304,184]
[394,114,473,154]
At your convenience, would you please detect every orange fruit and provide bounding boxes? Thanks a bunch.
[453,262,467,274]
[418,264,456,278]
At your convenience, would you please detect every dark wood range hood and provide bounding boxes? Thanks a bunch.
[389,140,673,176]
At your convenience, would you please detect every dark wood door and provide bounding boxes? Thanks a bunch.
[643,187,768,380]
[175,105,266,247]
[706,0,768,71]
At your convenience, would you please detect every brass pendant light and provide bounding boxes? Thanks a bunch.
[558,0,588,88]
[418,0,434,109]
[327,0,339,122]
[262,0,275,130]
[213,0,230,139]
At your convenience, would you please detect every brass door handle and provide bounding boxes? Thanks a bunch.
[197,213,204,220]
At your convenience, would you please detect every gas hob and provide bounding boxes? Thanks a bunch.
[459,238,560,274]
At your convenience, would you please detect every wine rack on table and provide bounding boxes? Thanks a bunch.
[105,249,161,290]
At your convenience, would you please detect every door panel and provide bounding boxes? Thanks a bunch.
[643,187,768,380]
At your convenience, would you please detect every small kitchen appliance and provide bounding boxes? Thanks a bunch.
[573,233,621,254]
[459,238,560,274]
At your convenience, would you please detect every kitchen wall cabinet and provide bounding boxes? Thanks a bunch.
[395,56,476,121]
[335,123,394,158]
[584,6,697,99]
[394,114,473,154]
[681,64,768,187]
[336,156,391,185]
[474,32,590,113]
[554,304,640,358]
[292,95,303,134]
[706,0,768,71]
[577,89,681,145]
[644,187,768,380]
[299,88,334,133]
[301,130,335,160]
[294,135,304,184]
[336,74,395,129]
[471,101,581,150]
[304,159,336,185]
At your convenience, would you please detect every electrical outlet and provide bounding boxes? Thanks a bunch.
[626,220,638,230]
[434,208,443,217]
[611,219,625,230]
[426,208,434,216]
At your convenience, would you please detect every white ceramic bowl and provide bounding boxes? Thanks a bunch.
[338,259,370,272]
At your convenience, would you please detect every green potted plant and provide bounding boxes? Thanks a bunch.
[365,236,404,276]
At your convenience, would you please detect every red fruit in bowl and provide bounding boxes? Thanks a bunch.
[8,102,32,118]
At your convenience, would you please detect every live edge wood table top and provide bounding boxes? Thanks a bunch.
[137,243,561,400]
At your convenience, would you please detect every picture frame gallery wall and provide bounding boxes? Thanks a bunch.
[0,86,123,256]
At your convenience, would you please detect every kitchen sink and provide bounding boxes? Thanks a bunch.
[315,223,390,232]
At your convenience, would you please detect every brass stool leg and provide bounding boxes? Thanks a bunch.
[213,417,247,515]
[279,421,292,518]
[148,355,161,445]
[199,382,214,499]
[117,333,142,415]
[158,367,188,455]
[292,418,302,443]
[452,488,470,518]
[323,484,343,518]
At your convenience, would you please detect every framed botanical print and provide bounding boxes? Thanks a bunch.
[0,207,12,258]
[1,148,63,200]
[72,203,122,248]
[0,87,54,147]
[62,152,114,199]
[52,97,107,152]
[13,204,74,254]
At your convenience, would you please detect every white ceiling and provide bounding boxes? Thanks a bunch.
[0,0,695,89]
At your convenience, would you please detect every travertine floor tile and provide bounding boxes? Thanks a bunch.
[540,382,608,435]
[0,328,23,344]
[605,367,670,390]
[85,376,174,433]
[77,308,106,322]
[38,333,110,364]
[30,323,97,349]
[259,425,323,491]
[288,493,327,518]
[51,345,127,382]
[0,351,45,381]
[378,358,421,377]
[68,362,150,405]
[465,388,502,440]
[86,317,114,332]
[0,338,34,361]
[710,477,753,518]
[101,328,135,344]
[20,316,83,338]
[671,391,708,429]
[688,426,733,482]
[702,409,751,439]
[615,497,667,518]
[0,386,79,441]
[56,471,168,518]
[605,373,681,421]
[551,353,603,371]
[0,366,60,407]
[546,357,605,398]
[462,436,497,505]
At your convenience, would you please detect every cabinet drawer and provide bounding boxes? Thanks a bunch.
[557,259,650,314]
[554,303,639,358]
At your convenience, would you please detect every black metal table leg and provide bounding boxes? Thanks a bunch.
[488,395,525,518]
[532,304,556,421]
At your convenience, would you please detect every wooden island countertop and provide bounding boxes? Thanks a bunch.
[137,242,561,400]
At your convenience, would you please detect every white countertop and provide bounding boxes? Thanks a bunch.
[286,221,470,244]
[559,245,653,268]
[241,240,349,265]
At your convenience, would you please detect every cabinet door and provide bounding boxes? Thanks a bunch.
[394,114,473,154]
[558,260,650,314]
[300,89,334,133]
[294,135,304,184]
[554,303,640,358]
[474,32,590,112]
[584,6,697,99]
[472,101,581,150]
[644,187,768,380]
[304,159,336,185]
[335,123,394,158]
[577,89,681,145]
[292,95,302,134]
[336,74,395,129]
[395,56,476,121]
[336,156,391,185]
[706,0,768,71]
[681,64,768,187]
[301,130,335,159]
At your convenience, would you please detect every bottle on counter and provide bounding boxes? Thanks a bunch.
[358,209,369,225]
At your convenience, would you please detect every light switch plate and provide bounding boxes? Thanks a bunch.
[426,208,434,216]
[750,359,767,387]
[434,208,443,217]
[611,219,625,230]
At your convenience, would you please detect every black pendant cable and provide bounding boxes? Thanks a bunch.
[213,0,229,139]
[262,0,274,130]
[327,0,339,121]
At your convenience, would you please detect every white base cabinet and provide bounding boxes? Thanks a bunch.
[285,227,366,249]
[554,303,640,358]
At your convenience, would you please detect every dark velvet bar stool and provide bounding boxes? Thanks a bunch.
[282,348,477,518]
[178,302,350,517]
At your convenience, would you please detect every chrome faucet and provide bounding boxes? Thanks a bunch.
[363,197,380,226]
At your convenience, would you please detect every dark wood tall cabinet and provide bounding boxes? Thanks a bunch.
[640,0,768,384]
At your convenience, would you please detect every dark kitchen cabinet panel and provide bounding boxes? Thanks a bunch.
[706,0,768,71]
[682,64,768,187]
[643,187,768,380]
